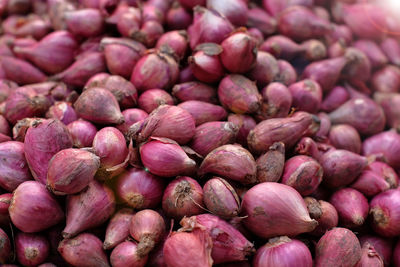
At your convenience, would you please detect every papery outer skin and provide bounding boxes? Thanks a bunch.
[315,227,361,267]
[248,111,319,155]
[166,2,192,30]
[172,82,217,104]
[380,38,400,67]
[315,112,331,142]
[0,193,11,226]
[356,242,384,267]
[163,228,213,267]
[15,232,50,266]
[275,59,298,86]
[103,208,135,250]
[74,87,125,125]
[248,51,279,88]
[253,236,312,267]
[282,155,323,196]
[155,30,188,60]
[180,214,254,264]
[353,39,388,69]
[310,200,339,236]
[65,9,104,37]
[110,241,147,267]
[62,180,116,238]
[162,176,203,219]
[246,7,277,36]
[288,79,322,113]
[0,141,32,192]
[178,101,227,126]
[207,0,248,26]
[227,114,257,146]
[9,181,64,233]
[58,233,110,267]
[0,56,47,85]
[46,101,78,125]
[67,119,97,148]
[321,86,349,112]
[374,92,400,131]
[190,121,238,157]
[117,108,148,135]
[257,82,292,120]
[138,89,174,114]
[256,142,285,183]
[24,119,73,184]
[116,168,164,209]
[369,189,400,237]
[0,228,11,264]
[260,35,302,60]
[198,144,257,184]
[328,124,361,154]
[242,182,317,238]
[359,235,393,267]
[46,148,100,195]
[329,188,369,228]
[203,177,240,219]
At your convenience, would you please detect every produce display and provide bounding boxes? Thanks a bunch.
[0,0,400,266]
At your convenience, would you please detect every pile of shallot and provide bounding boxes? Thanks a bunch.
[0,0,400,266]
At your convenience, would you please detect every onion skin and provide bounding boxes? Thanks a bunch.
[319,149,368,188]
[248,111,320,155]
[15,232,50,267]
[116,168,164,209]
[0,228,11,264]
[103,208,134,250]
[63,180,116,238]
[67,119,97,148]
[353,39,388,69]
[369,189,400,237]
[253,236,312,267]
[9,181,64,232]
[24,119,73,184]
[248,51,279,88]
[242,182,317,238]
[46,101,77,125]
[138,89,174,114]
[140,138,196,177]
[0,56,47,85]
[374,92,400,131]
[276,60,297,86]
[282,155,323,196]
[260,35,302,60]
[163,227,213,267]
[288,79,323,113]
[58,233,110,267]
[74,87,124,125]
[256,142,285,183]
[198,144,257,184]
[178,101,227,126]
[351,162,399,198]
[321,86,349,113]
[227,114,256,146]
[356,242,384,267]
[203,177,240,219]
[329,188,369,228]
[257,82,293,120]
[166,2,192,30]
[207,0,248,26]
[110,241,147,267]
[246,7,277,36]
[305,198,339,236]
[359,235,393,267]
[315,228,361,267]
[162,176,203,219]
[172,82,217,104]
[156,30,188,60]
[116,108,148,135]
[0,141,32,192]
[65,9,104,37]
[130,209,165,257]
[380,37,400,67]
[328,124,361,154]
[180,214,254,264]
[46,148,100,195]
[0,193,11,226]
[190,121,238,157]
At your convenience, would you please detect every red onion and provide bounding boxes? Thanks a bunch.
[13,31,78,74]
[141,2,164,23]
[326,23,353,45]
[46,148,100,195]
[178,101,227,126]
[178,0,204,9]
[380,37,400,67]
[46,101,77,125]
[172,81,217,103]
[359,235,393,267]
[246,7,277,36]
[188,6,234,50]
[130,209,165,257]
[0,141,32,191]
[63,180,116,238]
[140,137,196,177]
[162,176,203,219]
[321,86,349,112]
[51,52,106,87]
[372,66,400,93]
[116,108,148,135]
[227,114,256,146]
[110,241,147,267]
[16,232,50,267]
[282,155,323,196]
[329,124,361,154]
[356,242,384,267]
[288,79,323,113]
[156,30,188,60]
[248,51,279,88]
[362,130,400,169]
[138,89,174,114]
[180,214,254,264]
[166,2,192,30]
[0,56,47,85]
[131,20,164,48]
[74,87,124,125]
[242,182,317,238]
[374,92,400,130]
[304,198,339,236]
[329,98,385,136]
[218,74,262,114]
[253,236,312,267]
[248,111,320,154]
[100,37,146,79]
[199,144,257,184]
[256,142,285,183]
[0,116,9,138]
[300,39,327,61]
[164,228,212,267]
[314,112,331,142]
[330,188,369,228]
[260,35,302,60]
[58,233,110,267]
[0,228,11,264]
[247,28,264,46]
[370,189,400,237]
[353,39,388,69]
[257,82,293,121]
[24,119,72,184]
[0,79,17,102]
[203,177,240,219]
[188,43,224,83]
[315,227,361,267]
[393,240,400,267]
[342,50,372,85]
[207,0,247,26]
[116,168,164,209]
[67,119,97,148]
[2,15,50,40]
[116,6,141,37]
[0,193,11,226]
[64,8,104,37]
[263,0,313,17]
[103,208,134,250]
[220,31,257,73]
[9,181,64,232]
